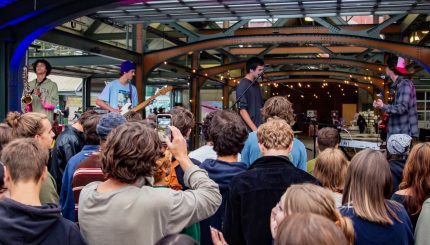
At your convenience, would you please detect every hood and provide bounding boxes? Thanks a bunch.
[0,198,62,244]
[201,159,248,189]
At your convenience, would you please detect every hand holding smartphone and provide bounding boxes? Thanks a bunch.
[156,114,172,142]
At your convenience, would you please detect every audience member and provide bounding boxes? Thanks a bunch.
[59,113,102,221]
[307,127,340,174]
[241,96,307,170]
[71,112,127,223]
[0,123,12,199]
[392,142,430,230]
[123,110,143,122]
[0,138,85,244]
[274,213,348,245]
[6,112,58,204]
[340,149,414,245]
[155,234,198,245]
[313,148,348,207]
[188,111,217,162]
[199,110,248,245]
[223,119,317,245]
[78,123,221,245]
[50,110,97,192]
[167,106,199,190]
[386,134,412,195]
[415,197,430,245]
[270,183,354,244]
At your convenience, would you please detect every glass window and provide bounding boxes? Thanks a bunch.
[418,112,425,121]
[417,91,425,100]
[417,102,425,110]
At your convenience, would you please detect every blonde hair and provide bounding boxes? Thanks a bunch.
[257,118,293,150]
[342,149,401,225]
[283,183,354,244]
[261,96,295,125]
[275,213,348,245]
[314,148,348,193]
[6,112,47,138]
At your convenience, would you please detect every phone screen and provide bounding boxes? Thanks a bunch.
[157,114,172,141]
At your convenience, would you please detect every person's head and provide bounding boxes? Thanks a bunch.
[123,111,143,122]
[1,138,49,187]
[261,96,295,125]
[77,110,98,126]
[202,111,216,143]
[386,54,409,78]
[387,134,412,158]
[257,118,294,154]
[120,60,136,80]
[101,122,163,183]
[275,213,348,245]
[32,59,52,76]
[83,114,101,145]
[342,149,399,225]
[170,106,195,137]
[399,143,430,216]
[245,57,265,78]
[209,110,248,157]
[0,123,13,156]
[314,148,348,193]
[317,127,339,152]
[155,234,198,245]
[275,183,354,244]
[6,112,54,149]
[96,113,127,143]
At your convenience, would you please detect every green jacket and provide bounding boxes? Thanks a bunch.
[22,78,59,122]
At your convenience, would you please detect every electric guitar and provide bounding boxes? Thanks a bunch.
[121,86,173,115]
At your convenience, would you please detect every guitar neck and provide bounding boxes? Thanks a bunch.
[131,94,158,112]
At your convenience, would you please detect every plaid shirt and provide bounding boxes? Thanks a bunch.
[381,77,418,138]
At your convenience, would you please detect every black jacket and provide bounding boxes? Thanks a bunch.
[50,125,84,193]
[389,158,406,195]
[0,198,85,245]
[223,155,318,245]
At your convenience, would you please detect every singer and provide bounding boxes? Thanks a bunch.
[236,57,265,131]
[373,55,418,139]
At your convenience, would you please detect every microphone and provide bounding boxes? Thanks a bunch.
[336,126,350,134]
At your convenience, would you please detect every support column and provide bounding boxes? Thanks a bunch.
[222,84,229,109]
[82,77,92,111]
[0,41,8,120]
[190,52,200,149]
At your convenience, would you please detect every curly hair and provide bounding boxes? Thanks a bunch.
[123,111,143,122]
[170,106,195,137]
[101,122,163,183]
[202,111,216,142]
[261,96,295,125]
[209,110,248,157]
[257,118,294,151]
[399,143,430,217]
[0,123,12,155]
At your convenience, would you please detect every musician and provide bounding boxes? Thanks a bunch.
[373,55,418,139]
[96,60,138,113]
[22,59,59,122]
[236,57,265,131]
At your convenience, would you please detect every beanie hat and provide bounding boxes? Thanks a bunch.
[120,61,136,75]
[96,113,127,138]
[387,134,412,155]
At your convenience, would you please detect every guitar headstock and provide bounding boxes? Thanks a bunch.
[155,86,173,96]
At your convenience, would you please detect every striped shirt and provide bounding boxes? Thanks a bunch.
[72,153,105,223]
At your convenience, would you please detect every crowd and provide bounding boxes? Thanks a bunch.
[0,95,429,245]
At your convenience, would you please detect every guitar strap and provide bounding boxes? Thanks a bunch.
[129,83,133,107]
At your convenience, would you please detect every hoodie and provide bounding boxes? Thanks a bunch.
[0,198,85,245]
[199,159,248,245]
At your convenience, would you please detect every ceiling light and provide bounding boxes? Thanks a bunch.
[305,17,314,22]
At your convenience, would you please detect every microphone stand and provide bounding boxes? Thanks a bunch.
[230,73,263,111]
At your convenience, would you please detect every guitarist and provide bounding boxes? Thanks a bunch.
[373,55,418,139]
[96,61,138,113]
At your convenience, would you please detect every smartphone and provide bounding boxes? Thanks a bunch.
[156,114,172,142]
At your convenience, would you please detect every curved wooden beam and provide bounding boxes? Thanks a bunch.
[264,71,384,88]
[143,34,430,75]
[259,78,374,95]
